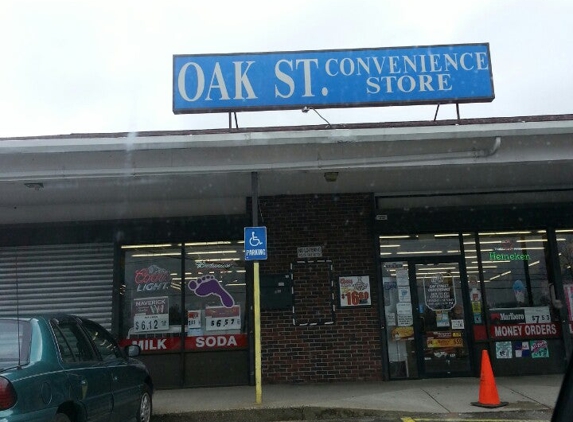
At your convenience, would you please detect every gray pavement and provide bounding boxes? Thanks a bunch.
[151,374,563,421]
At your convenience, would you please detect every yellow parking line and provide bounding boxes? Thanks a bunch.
[401,418,547,422]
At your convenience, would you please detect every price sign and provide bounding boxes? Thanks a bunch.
[132,296,169,333]
[204,305,241,332]
[524,307,551,324]
[187,310,201,328]
[134,314,169,333]
[205,317,241,331]
[339,276,371,307]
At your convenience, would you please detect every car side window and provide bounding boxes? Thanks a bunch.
[82,320,123,361]
[51,320,96,363]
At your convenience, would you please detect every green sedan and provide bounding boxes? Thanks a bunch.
[0,314,153,422]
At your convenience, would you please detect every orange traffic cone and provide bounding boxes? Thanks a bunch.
[471,350,508,408]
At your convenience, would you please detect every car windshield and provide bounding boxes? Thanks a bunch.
[0,320,31,370]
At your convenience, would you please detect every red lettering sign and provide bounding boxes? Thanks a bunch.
[134,265,171,285]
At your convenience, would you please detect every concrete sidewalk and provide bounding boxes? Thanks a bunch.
[151,374,563,421]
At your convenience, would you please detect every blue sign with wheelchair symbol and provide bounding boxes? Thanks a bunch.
[244,226,267,261]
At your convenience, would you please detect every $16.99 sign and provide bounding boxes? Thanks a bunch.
[339,276,371,307]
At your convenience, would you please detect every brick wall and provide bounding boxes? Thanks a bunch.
[257,193,382,383]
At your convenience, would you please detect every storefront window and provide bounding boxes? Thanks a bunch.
[556,229,573,334]
[478,230,560,359]
[120,241,247,352]
[121,244,182,341]
[183,241,246,347]
[479,231,552,309]
[463,234,485,328]
[379,233,461,257]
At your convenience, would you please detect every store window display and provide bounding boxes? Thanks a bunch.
[556,229,573,335]
[479,231,561,361]
[120,241,247,352]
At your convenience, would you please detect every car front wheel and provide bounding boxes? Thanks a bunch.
[136,388,152,422]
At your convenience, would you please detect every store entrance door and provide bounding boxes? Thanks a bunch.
[382,257,473,379]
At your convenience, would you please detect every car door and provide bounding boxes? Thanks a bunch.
[51,317,113,422]
[80,319,142,422]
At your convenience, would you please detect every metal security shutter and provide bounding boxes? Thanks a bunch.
[0,243,114,330]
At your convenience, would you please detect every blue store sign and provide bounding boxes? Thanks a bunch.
[173,43,494,114]
[244,226,267,261]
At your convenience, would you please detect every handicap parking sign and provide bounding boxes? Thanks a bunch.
[244,226,267,261]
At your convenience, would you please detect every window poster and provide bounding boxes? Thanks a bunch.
[523,307,551,324]
[531,340,549,358]
[396,268,409,287]
[339,276,371,307]
[396,302,413,326]
[424,272,456,311]
[426,331,463,348]
[385,311,397,327]
[451,319,465,330]
[472,301,483,324]
[398,286,411,303]
[187,310,202,336]
[132,297,169,333]
[496,341,513,359]
[513,341,531,358]
[436,310,450,327]
[205,305,241,331]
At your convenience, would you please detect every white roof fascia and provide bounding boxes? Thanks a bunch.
[1,119,573,154]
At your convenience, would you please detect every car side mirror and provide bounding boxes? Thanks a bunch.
[124,344,141,357]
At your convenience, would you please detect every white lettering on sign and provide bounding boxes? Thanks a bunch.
[173,45,493,114]
[297,246,323,258]
[274,59,319,99]
[195,335,238,348]
[132,339,167,351]
[493,323,559,339]
[494,325,523,338]
[246,249,266,257]
[178,61,258,102]
[136,282,170,292]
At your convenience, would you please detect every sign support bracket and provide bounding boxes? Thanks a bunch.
[228,112,239,130]
[433,103,462,123]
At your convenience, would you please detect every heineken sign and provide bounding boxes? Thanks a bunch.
[173,43,494,114]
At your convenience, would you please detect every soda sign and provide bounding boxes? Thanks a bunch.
[189,334,248,349]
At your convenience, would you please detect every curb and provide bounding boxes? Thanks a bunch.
[152,407,407,422]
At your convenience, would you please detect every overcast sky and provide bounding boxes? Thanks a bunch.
[1,0,572,138]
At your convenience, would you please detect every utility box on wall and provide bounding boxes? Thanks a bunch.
[260,274,292,310]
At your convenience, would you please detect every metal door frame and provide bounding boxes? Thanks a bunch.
[380,255,475,379]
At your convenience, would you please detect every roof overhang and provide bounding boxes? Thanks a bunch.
[1,115,572,224]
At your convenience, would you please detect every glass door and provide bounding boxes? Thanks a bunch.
[415,259,472,377]
[382,261,418,379]
[382,257,472,379]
